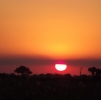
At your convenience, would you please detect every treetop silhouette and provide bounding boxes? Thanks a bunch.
[14,66,32,76]
[88,66,96,76]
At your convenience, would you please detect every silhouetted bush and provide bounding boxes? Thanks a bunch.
[0,66,101,100]
[0,72,101,100]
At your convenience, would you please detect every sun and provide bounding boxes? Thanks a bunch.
[55,64,67,71]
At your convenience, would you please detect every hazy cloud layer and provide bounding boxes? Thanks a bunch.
[0,56,101,67]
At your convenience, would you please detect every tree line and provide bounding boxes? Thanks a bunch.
[14,65,101,77]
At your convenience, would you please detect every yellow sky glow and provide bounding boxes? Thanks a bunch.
[0,0,101,59]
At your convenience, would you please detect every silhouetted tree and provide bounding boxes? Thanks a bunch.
[88,66,96,76]
[96,68,101,77]
[14,66,32,76]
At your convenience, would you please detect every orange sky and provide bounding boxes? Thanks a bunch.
[0,0,101,60]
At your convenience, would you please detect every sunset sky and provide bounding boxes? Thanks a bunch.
[0,0,101,75]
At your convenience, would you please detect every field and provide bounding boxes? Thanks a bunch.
[0,74,101,100]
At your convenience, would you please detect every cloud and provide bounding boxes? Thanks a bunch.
[0,56,101,67]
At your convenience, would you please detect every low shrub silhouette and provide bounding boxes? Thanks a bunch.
[0,66,101,100]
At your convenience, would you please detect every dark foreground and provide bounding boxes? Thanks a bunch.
[0,74,101,100]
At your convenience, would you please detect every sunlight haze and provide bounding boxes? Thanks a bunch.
[0,0,101,60]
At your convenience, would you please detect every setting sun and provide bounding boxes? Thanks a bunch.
[55,64,67,71]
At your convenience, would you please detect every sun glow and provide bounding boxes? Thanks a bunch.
[55,64,67,71]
